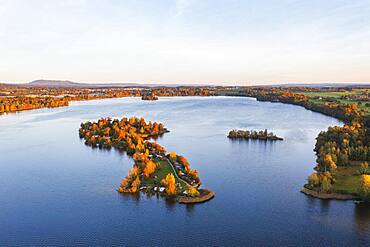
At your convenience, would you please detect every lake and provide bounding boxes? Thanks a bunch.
[0,96,369,246]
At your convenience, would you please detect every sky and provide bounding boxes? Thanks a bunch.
[1,0,370,85]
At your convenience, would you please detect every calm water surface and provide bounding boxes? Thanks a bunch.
[1,96,369,246]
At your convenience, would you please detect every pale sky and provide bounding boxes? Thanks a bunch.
[1,0,370,85]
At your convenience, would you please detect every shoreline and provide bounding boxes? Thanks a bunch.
[300,187,358,200]
[177,189,215,204]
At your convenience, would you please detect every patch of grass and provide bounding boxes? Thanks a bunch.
[302,91,357,98]
[333,166,361,194]
[141,159,186,192]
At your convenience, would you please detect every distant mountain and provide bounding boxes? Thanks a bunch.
[28,80,82,88]
[25,80,188,88]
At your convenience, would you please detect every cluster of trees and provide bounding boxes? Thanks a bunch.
[307,171,334,192]
[315,124,369,167]
[141,93,158,101]
[307,120,369,194]
[227,129,283,140]
[168,151,200,186]
[0,97,69,113]
[150,87,215,97]
[79,116,201,197]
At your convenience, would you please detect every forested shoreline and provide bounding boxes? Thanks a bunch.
[239,87,370,201]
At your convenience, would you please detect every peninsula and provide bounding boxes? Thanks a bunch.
[79,116,214,203]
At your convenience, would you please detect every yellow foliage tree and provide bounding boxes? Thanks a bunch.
[161,173,177,195]
[186,186,200,197]
[307,172,319,188]
[129,166,140,177]
[143,160,156,177]
[359,175,370,201]
[323,154,337,172]
[169,151,177,161]
[131,176,141,193]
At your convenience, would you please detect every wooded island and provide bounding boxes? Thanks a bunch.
[228,129,283,140]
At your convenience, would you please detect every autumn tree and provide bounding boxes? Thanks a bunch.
[186,186,200,197]
[143,160,156,177]
[169,151,177,161]
[321,154,337,172]
[131,176,141,193]
[359,162,369,175]
[161,173,177,195]
[359,175,370,201]
[307,172,320,188]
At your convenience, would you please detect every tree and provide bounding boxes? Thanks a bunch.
[322,154,337,172]
[186,186,200,197]
[321,176,331,192]
[131,176,141,193]
[307,173,320,188]
[161,173,177,195]
[143,160,156,177]
[359,175,370,201]
[169,151,177,161]
[359,162,369,175]
[129,166,140,177]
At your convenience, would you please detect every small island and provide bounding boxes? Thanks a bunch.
[79,116,214,204]
[141,93,158,101]
[227,129,283,141]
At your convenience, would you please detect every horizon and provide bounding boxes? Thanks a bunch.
[1,1,370,84]
[2,79,370,87]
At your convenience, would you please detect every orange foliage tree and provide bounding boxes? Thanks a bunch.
[161,173,177,195]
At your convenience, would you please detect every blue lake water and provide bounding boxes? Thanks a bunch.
[0,96,369,246]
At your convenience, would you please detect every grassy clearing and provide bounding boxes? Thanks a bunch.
[141,159,186,191]
[302,91,357,98]
[333,166,361,195]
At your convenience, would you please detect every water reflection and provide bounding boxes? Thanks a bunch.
[119,191,141,204]
[185,204,196,216]
[354,203,370,234]
[165,197,177,212]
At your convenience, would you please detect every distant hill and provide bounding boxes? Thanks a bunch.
[27,80,155,88]
[25,80,186,88]
[28,80,82,88]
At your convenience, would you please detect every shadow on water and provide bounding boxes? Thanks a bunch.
[165,197,177,212]
[185,203,196,216]
[119,192,141,205]
[305,195,333,216]
[354,203,370,234]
